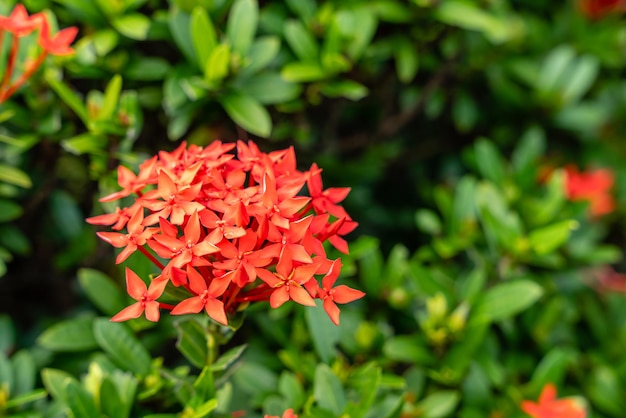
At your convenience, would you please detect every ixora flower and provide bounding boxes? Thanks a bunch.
[521,383,586,418]
[0,4,78,103]
[88,140,365,326]
[264,409,297,418]
[564,165,615,217]
[577,0,626,19]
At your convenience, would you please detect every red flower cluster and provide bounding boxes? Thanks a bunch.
[265,409,297,418]
[521,383,586,418]
[0,4,78,102]
[88,140,365,326]
[577,0,626,19]
[564,165,615,217]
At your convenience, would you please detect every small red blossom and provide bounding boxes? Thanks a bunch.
[578,0,626,19]
[264,409,298,418]
[589,266,626,293]
[88,140,363,326]
[0,5,78,103]
[111,268,168,322]
[564,165,615,217]
[521,383,586,418]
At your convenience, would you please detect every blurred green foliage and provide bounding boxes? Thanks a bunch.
[2,0,626,417]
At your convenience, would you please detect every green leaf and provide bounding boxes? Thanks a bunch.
[241,73,301,104]
[395,38,419,83]
[78,268,127,316]
[281,62,327,82]
[65,379,100,418]
[284,20,319,62]
[474,139,505,186]
[45,71,90,125]
[37,315,98,352]
[50,190,83,240]
[278,372,305,410]
[320,80,369,101]
[529,347,577,392]
[0,315,15,355]
[62,134,107,155]
[169,7,197,66]
[344,363,382,418]
[0,353,13,395]
[435,1,513,44]
[244,36,281,74]
[98,74,123,121]
[338,7,377,60]
[537,45,575,94]
[314,364,346,415]
[561,55,599,104]
[226,0,258,56]
[211,344,247,372]
[174,316,209,368]
[191,6,217,69]
[0,164,31,188]
[528,220,578,255]
[101,377,126,418]
[11,350,35,397]
[0,199,22,222]
[285,0,316,22]
[4,389,47,409]
[233,362,277,396]
[93,319,151,375]
[204,43,231,83]
[417,391,460,418]
[472,280,544,323]
[383,335,434,364]
[415,209,442,235]
[220,91,272,137]
[305,300,340,363]
[41,368,76,403]
[453,93,478,133]
[512,126,546,175]
[112,13,151,40]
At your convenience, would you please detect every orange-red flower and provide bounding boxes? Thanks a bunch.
[578,0,626,19]
[111,268,168,322]
[564,165,615,217]
[0,4,41,35]
[521,383,586,418]
[265,409,297,418]
[89,140,362,326]
[38,17,78,56]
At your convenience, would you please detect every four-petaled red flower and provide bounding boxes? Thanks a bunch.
[111,268,168,322]
[564,165,615,217]
[265,409,298,418]
[89,140,363,326]
[521,383,586,418]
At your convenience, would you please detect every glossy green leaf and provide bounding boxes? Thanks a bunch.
[233,362,277,396]
[281,62,327,82]
[320,80,369,101]
[112,13,151,40]
[226,0,258,56]
[65,379,99,418]
[417,391,460,418]
[472,280,543,323]
[78,268,127,316]
[174,316,209,368]
[244,36,281,74]
[0,164,31,188]
[415,209,442,235]
[338,7,377,60]
[11,350,35,397]
[0,353,13,395]
[37,316,98,352]
[474,139,505,186]
[305,300,340,363]
[41,368,76,404]
[98,74,122,121]
[0,199,22,222]
[395,38,419,83]
[528,220,578,255]
[220,91,271,137]
[191,6,217,68]
[383,335,434,364]
[93,319,151,375]
[285,0,316,22]
[344,363,382,418]
[436,1,512,43]
[561,55,599,104]
[242,73,301,104]
[62,134,107,155]
[204,43,230,83]
[278,372,305,410]
[537,45,575,94]
[512,126,546,175]
[314,364,346,415]
[211,344,246,372]
[284,20,319,62]
[45,71,90,125]
[169,7,198,65]
[529,347,577,392]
